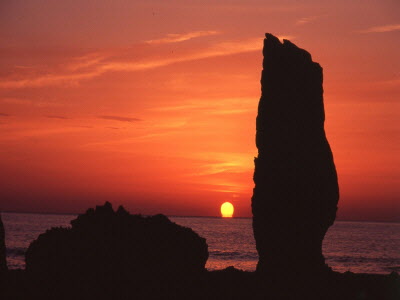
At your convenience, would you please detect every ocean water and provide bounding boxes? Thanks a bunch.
[2,212,399,274]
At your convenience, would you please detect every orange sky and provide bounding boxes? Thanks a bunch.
[0,1,399,221]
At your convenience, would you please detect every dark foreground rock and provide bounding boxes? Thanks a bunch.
[252,33,339,275]
[25,202,208,282]
[0,214,7,274]
[1,267,399,300]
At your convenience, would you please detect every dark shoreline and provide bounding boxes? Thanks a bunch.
[1,268,399,300]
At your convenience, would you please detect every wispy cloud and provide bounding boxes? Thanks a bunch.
[189,152,253,176]
[152,97,254,115]
[145,30,220,44]
[210,108,251,115]
[0,97,65,107]
[358,24,400,33]
[134,131,178,140]
[196,162,244,176]
[46,115,69,119]
[0,98,30,105]
[367,78,400,92]
[296,15,322,26]
[200,182,247,194]
[98,115,141,122]
[0,70,101,89]
[0,113,10,117]
[0,37,263,89]
[0,127,86,141]
[66,53,107,71]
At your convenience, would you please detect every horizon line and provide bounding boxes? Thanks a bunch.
[1,210,399,224]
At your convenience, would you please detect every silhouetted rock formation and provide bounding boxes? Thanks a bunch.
[252,33,339,276]
[0,214,7,274]
[25,202,208,281]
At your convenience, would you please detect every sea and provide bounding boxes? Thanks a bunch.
[2,212,399,274]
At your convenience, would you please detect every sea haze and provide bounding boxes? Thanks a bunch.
[2,212,399,274]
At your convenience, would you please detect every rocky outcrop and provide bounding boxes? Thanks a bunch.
[0,214,7,273]
[25,202,208,280]
[252,33,339,275]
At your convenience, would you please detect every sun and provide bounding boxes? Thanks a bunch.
[220,202,234,218]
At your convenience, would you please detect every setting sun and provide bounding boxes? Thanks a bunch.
[220,202,234,218]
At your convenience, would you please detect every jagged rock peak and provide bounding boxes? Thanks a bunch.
[264,33,313,63]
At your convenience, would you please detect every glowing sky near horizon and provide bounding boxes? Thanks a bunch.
[0,0,399,221]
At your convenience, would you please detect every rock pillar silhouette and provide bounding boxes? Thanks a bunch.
[252,33,339,275]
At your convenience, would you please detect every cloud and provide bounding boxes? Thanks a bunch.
[0,113,10,117]
[296,16,319,26]
[366,78,400,92]
[0,37,263,89]
[0,98,31,105]
[152,97,254,115]
[0,127,86,141]
[210,108,251,115]
[358,24,400,33]
[188,152,254,177]
[67,52,107,71]
[98,115,141,122]
[0,70,101,89]
[46,115,69,119]
[0,97,65,107]
[106,127,120,130]
[145,30,220,44]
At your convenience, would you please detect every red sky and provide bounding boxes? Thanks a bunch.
[0,0,399,221]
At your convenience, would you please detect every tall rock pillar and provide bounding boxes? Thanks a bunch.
[252,33,339,275]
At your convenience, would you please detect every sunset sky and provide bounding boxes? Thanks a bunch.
[0,0,399,221]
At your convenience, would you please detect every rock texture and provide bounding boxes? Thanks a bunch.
[0,214,7,273]
[25,202,208,280]
[252,33,339,275]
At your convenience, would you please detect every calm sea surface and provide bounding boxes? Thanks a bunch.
[2,212,399,274]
